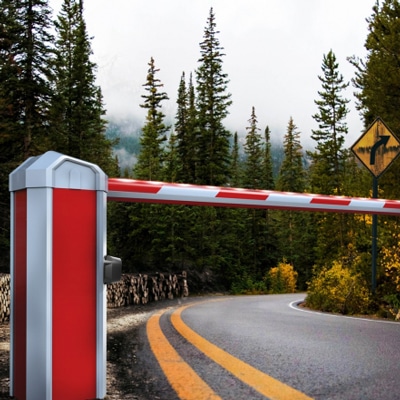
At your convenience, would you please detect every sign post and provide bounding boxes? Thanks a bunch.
[351,117,400,292]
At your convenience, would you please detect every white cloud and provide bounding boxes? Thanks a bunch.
[50,0,376,147]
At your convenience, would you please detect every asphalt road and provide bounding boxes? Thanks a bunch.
[144,294,400,400]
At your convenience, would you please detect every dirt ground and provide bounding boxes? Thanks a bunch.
[0,298,188,400]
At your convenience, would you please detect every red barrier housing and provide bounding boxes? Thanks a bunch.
[9,152,107,400]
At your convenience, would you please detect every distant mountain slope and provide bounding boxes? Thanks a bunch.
[106,118,142,174]
[105,116,310,179]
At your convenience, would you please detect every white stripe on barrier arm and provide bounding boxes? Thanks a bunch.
[107,178,400,215]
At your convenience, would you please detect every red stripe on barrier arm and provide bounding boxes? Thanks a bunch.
[106,178,400,215]
[108,178,162,194]
[310,196,352,206]
[383,200,400,209]
[216,188,269,201]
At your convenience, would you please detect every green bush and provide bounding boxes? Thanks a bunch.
[230,272,268,295]
[306,260,371,315]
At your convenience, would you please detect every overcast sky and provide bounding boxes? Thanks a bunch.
[50,0,376,148]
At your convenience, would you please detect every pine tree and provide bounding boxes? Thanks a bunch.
[230,132,242,187]
[175,72,197,183]
[126,57,170,270]
[0,0,55,271]
[275,117,313,286]
[309,50,350,195]
[174,72,188,182]
[239,108,278,282]
[164,132,178,182]
[12,0,55,158]
[0,0,18,271]
[134,57,169,180]
[195,7,232,186]
[0,0,54,161]
[242,108,264,275]
[0,0,23,172]
[243,107,264,189]
[186,73,198,183]
[52,0,116,174]
[349,0,400,200]
[349,0,400,131]
[276,117,305,192]
[263,126,275,190]
[308,51,361,269]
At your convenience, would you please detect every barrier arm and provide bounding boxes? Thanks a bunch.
[108,178,400,216]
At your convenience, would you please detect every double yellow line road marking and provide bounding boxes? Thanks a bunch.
[147,301,313,400]
[147,310,221,400]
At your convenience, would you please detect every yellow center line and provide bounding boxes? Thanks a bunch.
[171,303,314,400]
[146,310,222,400]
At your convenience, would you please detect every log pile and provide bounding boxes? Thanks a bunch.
[107,272,189,308]
[0,271,189,319]
[0,274,10,323]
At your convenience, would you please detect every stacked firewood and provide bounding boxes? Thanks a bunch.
[0,271,189,316]
[107,272,189,308]
[0,274,10,323]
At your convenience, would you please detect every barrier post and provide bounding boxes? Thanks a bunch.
[9,151,108,400]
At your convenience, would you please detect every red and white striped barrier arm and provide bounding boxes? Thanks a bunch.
[107,178,400,215]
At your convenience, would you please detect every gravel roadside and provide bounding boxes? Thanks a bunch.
[0,296,197,400]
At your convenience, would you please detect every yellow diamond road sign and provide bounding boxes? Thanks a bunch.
[351,117,400,178]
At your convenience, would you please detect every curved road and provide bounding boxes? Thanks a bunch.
[144,294,400,400]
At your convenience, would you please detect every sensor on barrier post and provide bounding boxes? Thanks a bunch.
[104,255,122,284]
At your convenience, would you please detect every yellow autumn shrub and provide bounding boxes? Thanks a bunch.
[268,261,298,294]
[380,232,400,319]
[381,233,400,293]
[306,260,370,315]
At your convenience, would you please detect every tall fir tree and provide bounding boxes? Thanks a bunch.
[230,132,242,187]
[164,132,178,182]
[275,117,313,286]
[0,0,23,165]
[349,0,400,200]
[52,0,116,174]
[263,126,275,190]
[276,117,305,192]
[241,108,271,278]
[174,72,189,182]
[260,124,277,277]
[185,8,234,280]
[134,57,169,180]
[185,72,198,183]
[10,0,55,159]
[195,7,232,186]
[349,0,400,132]
[309,50,355,268]
[0,0,55,271]
[309,50,350,195]
[0,0,18,271]
[174,72,197,183]
[243,107,264,189]
[125,57,170,270]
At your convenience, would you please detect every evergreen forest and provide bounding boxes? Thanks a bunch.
[1,0,400,318]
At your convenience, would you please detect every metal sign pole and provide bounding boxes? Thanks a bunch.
[371,177,378,294]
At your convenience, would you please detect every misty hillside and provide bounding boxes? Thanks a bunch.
[106,118,141,175]
[105,116,305,179]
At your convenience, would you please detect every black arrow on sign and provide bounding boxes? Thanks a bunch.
[370,135,390,165]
